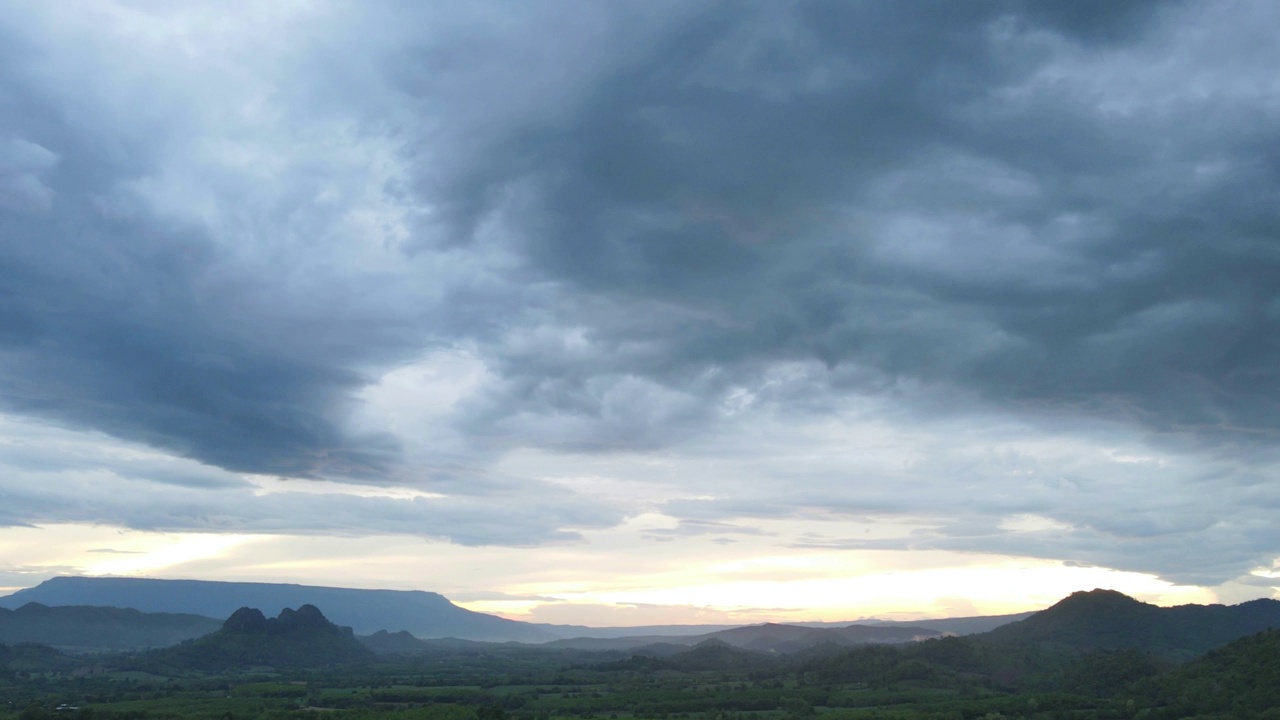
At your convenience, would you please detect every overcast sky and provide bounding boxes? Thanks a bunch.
[1,0,1278,624]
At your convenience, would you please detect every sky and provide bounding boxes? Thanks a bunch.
[0,0,1278,626]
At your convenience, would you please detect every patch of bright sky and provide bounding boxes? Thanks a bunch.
[0,521,1224,626]
[0,524,262,592]
[245,475,444,500]
[347,346,491,443]
[998,514,1073,533]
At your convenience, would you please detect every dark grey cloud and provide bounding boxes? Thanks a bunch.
[0,457,620,547]
[655,410,1280,585]
[410,0,1280,461]
[0,416,619,546]
[0,12,427,480]
[3,197,369,480]
[4,0,1234,473]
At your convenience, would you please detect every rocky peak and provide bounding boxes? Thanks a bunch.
[223,607,269,632]
[278,604,331,629]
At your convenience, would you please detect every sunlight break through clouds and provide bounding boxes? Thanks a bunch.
[0,0,1279,620]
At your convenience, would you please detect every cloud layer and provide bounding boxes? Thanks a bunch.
[1,0,1278,593]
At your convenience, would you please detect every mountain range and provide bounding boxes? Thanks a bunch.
[1,583,1278,685]
[539,621,945,653]
[4,587,1278,720]
[0,576,1028,643]
[0,576,552,642]
[7,577,1275,659]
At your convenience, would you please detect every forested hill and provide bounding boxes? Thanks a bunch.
[1136,627,1280,717]
[978,588,1280,658]
[0,603,220,652]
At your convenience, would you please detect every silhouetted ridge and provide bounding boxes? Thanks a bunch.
[979,588,1280,658]
[275,604,332,631]
[221,605,351,636]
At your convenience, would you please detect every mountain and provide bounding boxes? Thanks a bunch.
[1,577,554,642]
[979,588,1280,658]
[0,603,220,652]
[132,604,374,671]
[0,576,1034,646]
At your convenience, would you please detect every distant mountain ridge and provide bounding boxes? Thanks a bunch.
[537,613,1033,640]
[1,577,554,642]
[710,622,942,652]
[0,576,1032,644]
[0,603,220,652]
[542,622,944,653]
